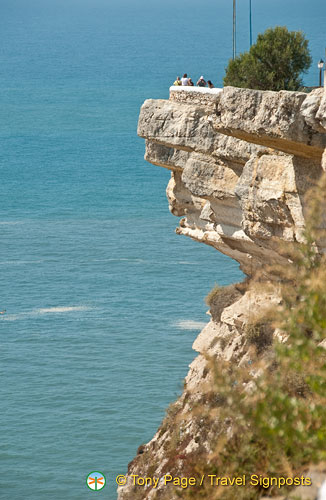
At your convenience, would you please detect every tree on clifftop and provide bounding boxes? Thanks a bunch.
[223,26,311,91]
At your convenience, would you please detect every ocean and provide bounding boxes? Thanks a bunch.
[0,0,324,498]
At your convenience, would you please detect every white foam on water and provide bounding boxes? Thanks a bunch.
[0,221,22,225]
[0,305,93,321]
[173,320,207,330]
[36,306,92,314]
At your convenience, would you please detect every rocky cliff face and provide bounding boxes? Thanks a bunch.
[117,86,326,500]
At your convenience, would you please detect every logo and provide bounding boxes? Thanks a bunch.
[86,471,106,491]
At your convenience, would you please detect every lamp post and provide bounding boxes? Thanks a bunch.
[318,59,324,87]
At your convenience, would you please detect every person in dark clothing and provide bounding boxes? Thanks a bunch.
[197,76,207,87]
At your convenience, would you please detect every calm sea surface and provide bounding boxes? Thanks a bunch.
[0,0,324,498]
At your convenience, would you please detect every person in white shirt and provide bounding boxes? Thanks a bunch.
[181,73,189,86]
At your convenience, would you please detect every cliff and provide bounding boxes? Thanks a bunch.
[117,86,326,500]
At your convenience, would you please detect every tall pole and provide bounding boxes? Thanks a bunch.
[249,0,252,47]
[233,0,236,59]
[325,48,326,88]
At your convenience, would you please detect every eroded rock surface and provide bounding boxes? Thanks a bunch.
[117,86,326,500]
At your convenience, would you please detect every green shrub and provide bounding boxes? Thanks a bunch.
[224,26,311,91]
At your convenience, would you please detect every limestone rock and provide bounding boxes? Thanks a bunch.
[212,86,326,158]
[117,87,326,500]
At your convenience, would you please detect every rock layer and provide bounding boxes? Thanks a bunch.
[117,86,326,500]
[138,87,326,275]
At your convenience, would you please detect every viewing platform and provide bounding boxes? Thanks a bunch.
[169,85,223,106]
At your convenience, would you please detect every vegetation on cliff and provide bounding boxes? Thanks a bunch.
[223,26,311,91]
[151,176,326,500]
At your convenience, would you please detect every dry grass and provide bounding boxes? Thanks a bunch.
[205,284,222,306]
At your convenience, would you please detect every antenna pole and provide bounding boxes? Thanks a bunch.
[249,0,252,47]
[233,0,236,59]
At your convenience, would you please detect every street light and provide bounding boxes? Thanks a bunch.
[318,59,324,86]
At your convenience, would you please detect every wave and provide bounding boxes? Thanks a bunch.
[1,305,93,321]
[173,320,207,331]
[36,306,90,314]
[0,221,22,225]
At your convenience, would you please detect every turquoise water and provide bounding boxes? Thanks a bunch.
[0,1,324,498]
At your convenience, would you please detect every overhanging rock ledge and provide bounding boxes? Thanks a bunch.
[117,85,326,500]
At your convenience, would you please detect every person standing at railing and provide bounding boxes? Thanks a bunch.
[181,73,189,85]
[197,76,207,87]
